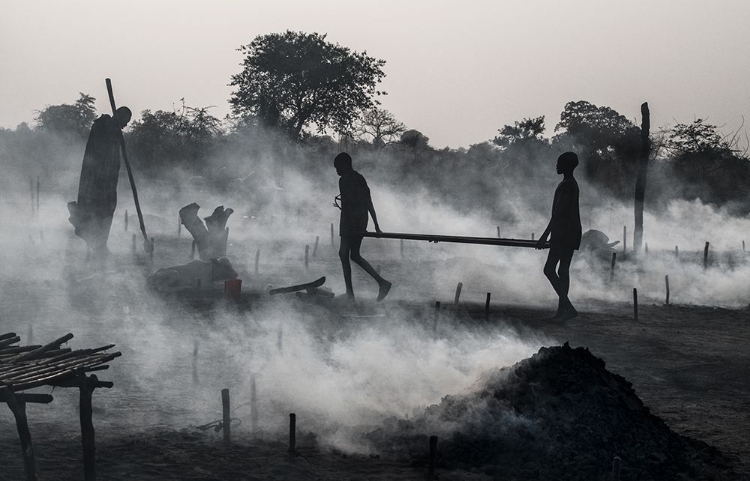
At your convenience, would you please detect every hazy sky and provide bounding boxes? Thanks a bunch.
[2,0,750,148]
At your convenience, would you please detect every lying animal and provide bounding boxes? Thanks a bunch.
[580,230,620,259]
[146,257,238,292]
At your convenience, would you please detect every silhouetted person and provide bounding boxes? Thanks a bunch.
[68,107,132,256]
[334,152,391,302]
[536,152,582,321]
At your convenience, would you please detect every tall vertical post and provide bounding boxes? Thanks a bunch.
[623,226,627,253]
[634,102,650,252]
[125,210,128,231]
[250,376,258,432]
[330,223,334,247]
[484,293,491,321]
[221,389,231,445]
[633,288,638,322]
[665,275,670,305]
[313,236,319,258]
[609,253,617,283]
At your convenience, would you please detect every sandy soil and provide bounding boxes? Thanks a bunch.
[1,231,748,480]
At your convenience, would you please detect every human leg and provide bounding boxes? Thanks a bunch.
[348,236,391,301]
[556,249,577,319]
[339,236,355,299]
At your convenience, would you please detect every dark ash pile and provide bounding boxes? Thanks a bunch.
[368,343,739,480]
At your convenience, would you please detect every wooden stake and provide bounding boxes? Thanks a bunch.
[675,246,679,258]
[454,282,463,306]
[531,233,535,241]
[304,245,309,270]
[330,223,334,247]
[609,252,617,283]
[433,301,441,334]
[633,288,638,322]
[313,236,319,258]
[496,226,500,238]
[222,389,231,445]
[192,340,199,384]
[665,275,670,305]
[703,241,709,269]
[400,239,404,258]
[743,240,746,252]
[288,413,296,456]
[255,249,260,275]
[250,376,258,432]
[623,226,627,253]
[132,234,136,254]
[125,210,128,231]
[6,390,38,481]
[79,375,96,481]
[484,293,491,321]
[428,435,438,480]
[611,456,622,481]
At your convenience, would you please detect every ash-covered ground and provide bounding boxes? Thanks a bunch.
[1,200,749,480]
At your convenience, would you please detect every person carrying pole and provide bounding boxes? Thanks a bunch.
[334,152,391,302]
[68,106,132,258]
[536,152,582,321]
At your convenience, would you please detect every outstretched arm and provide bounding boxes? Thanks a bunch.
[536,221,552,249]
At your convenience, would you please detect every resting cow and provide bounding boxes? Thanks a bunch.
[146,257,237,293]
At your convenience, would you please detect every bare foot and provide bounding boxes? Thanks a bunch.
[377,280,392,302]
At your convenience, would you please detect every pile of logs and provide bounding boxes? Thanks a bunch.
[0,332,121,481]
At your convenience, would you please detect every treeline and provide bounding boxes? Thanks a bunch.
[1,30,749,217]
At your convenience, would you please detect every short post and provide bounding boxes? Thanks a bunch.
[427,435,438,480]
[400,239,404,258]
[250,376,258,432]
[125,210,128,231]
[496,226,500,238]
[288,413,296,456]
[255,249,260,275]
[221,388,231,445]
[623,226,627,253]
[665,275,670,305]
[191,240,196,260]
[743,240,746,252]
[675,246,679,258]
[433,301,441,334]
[633,288,638,322]
[609,252,617,283]
[703,241,709,269]
[484,293,491,321]
[132,234,136,254]
[192,340,199,383]
[313,236,319,258]
[304,245,309,270]
[531,233,535,241]
[611,456,622,481]
[177,216,181,237]
[330,223,334,247]
[454,282,463,306]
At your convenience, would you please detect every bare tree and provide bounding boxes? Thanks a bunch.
[353,108,406,149]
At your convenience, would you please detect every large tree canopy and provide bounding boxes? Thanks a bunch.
[229,31,386,140]
[36,93,97,138]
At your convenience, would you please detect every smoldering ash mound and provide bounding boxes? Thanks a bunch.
[368,343,739,481]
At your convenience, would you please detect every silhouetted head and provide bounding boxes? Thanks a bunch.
[556,152,579,175]
[334,152,353,176]
[114,106,132,128]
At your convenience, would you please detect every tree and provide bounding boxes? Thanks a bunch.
[229,31,386,140]
[36,93,97,137]
[353,108,406,149]
[492,116,546,148]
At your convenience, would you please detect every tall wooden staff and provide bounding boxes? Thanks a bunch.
[105,78,152,253]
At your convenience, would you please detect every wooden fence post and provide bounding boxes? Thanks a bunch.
[485,293,491,321]
[665,275,670,305]
[288,413,296,456]
[609,252,617,283]
[633,288,638,322]
[222,389,231,445]
[454,282,463,306]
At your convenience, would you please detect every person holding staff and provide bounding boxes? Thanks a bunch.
[68,107,132,257]
[536,151,582,321]
[334,152,391,302]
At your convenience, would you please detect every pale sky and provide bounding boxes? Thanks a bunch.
[2,0,750,149]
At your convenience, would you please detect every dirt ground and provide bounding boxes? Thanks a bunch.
[1,231,749,480]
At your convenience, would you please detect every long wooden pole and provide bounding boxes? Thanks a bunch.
[105,78,151,253]
[361,231,550,248]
